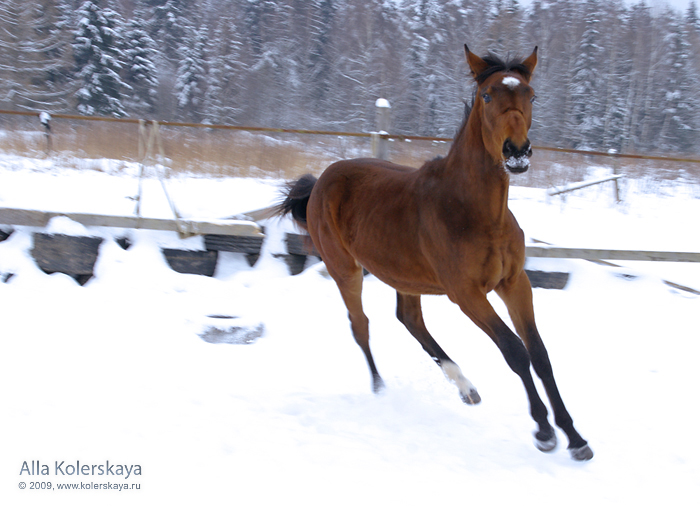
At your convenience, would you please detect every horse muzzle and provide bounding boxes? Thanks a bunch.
[502,139,532,173]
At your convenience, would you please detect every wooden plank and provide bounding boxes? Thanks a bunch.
[529,237,700,295]
[548,174,625,196]
[526,245,700,263]
[0,207,263,237]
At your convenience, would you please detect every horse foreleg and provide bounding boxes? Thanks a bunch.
[496,271,593,461]
[396,292,480,404]
[451,288,557,452]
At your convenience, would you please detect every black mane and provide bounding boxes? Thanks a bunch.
[474,53,532,84]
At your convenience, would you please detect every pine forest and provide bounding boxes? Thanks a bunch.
[1,0,699,156]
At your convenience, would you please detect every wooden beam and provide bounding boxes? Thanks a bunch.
[548,174,625,196]
[526,245,700,263]
[0,207,263,237]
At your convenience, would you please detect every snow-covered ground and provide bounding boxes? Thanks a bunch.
[1,154,699,505]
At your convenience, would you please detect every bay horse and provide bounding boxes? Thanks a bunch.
[275,46,593,461]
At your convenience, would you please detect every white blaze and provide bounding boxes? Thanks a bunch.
[502,76,521,89]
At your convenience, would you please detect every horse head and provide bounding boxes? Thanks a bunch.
[465,45,538,173]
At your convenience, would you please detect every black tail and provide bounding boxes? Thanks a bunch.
[274,174,318,229]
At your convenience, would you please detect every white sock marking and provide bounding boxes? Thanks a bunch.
[441,361,476,396]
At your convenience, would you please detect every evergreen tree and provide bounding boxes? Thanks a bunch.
[658,12,698,152]
[174,25,207,122]
[123,11,159,117]
[568,0,604,148]
[307,0,336,115]
[2,0,700,153]
[620,1,654,153]
[146,0,195,66]
[0,0,73,112]
[73,0,129,117]
[599,1,630,151]
[488,0,526,55]
[202,4,246,125]
[239,0,301,127]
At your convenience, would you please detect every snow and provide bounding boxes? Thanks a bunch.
[375,98,391,108]
[1,154,699,505]
[505,155,531,172]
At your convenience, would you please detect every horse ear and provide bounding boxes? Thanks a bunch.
[522,46,538,80]
[465,44,489,81]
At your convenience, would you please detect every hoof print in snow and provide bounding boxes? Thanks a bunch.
[32,233,103,284]
[525,269,569,290]
[162,249,219,276]
[198,315,265,345]
[204,234,264,267]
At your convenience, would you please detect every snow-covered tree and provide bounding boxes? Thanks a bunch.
[203,7,246,125]
[0,0,74,112]
[73,0,129,117]
[658,12,698,152]
[599,1,630,151]
[488,0,526,55]
[146,0,195,66]
[174,26,207,122]
[568,0,604,148]
[123,11,159,117]
[306,0,337,116]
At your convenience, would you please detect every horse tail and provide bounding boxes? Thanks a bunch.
[274,174,318,230]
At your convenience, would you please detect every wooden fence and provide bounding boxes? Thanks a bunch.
[3,108,700,165]
[1,108,699,291]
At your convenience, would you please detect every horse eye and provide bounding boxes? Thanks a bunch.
[482,93,492,104]
[530,95,537,104]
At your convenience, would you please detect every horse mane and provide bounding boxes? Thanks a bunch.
[474,53,533,84]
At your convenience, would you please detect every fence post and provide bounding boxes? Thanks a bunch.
[39,112,51,155]
[609,149,621,203]
[371,98,391,160]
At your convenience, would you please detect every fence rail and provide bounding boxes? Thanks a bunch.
[526,245,700,263]
[0,207,263,238]
[2,109,700,165]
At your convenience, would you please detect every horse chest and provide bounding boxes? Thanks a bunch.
[460,229,525,293]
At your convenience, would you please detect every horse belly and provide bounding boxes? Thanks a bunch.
[362,256,445,295]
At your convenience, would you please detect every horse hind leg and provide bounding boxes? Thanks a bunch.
[396,292,480,404]
[328,261,385,393]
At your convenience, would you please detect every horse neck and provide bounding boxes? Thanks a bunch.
[442,112,511,226]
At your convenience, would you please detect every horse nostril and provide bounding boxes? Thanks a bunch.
[503,139,532,159]
[502,139,516,158]
[502,139,532,173]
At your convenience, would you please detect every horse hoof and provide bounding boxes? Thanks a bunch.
[534,431,558,453]
[569,444,594,461]
[372,376,386,394]
[460,388,481,405]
